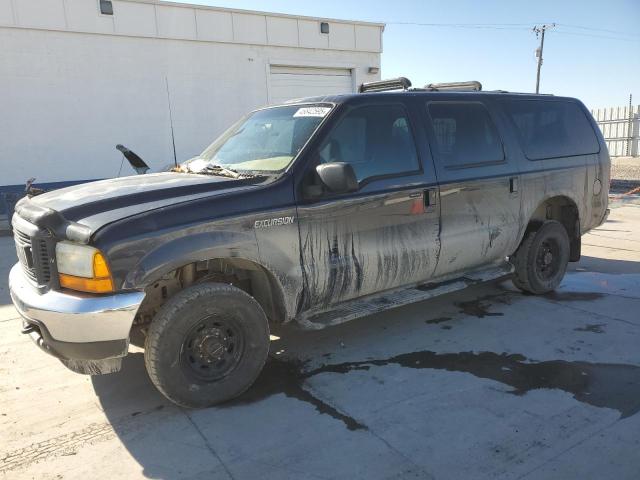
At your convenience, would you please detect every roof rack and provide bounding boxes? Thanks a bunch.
[424,81,482,92]
[359,77,412,93]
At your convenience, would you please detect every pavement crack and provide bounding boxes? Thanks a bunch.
[221,357,368,431]
[544,298,640,327]
[513,417,621,480]
[582,243,639,253]
[0,316,21,323]
[587,232,640,243]
[180,408,236,480]
[364,425,436,480]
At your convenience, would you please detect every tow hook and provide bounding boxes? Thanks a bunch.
[21,323,38,335]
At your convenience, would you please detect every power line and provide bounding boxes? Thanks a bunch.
[384,21,640,40]
[555,23,640,38]
[550,29,640,43]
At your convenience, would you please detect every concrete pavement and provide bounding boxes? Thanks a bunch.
[1,199,639,479]
[612,157,640,182]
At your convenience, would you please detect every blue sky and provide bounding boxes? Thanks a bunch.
[180,0,639,109]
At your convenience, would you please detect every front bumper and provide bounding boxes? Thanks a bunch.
[9,264,145,370]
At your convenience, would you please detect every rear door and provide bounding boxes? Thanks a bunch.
[295,99,440,313]
[423,99,522,277]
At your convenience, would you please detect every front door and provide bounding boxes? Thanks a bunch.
[295,101,441,315]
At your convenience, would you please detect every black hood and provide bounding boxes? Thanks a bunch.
[21,172,260,237]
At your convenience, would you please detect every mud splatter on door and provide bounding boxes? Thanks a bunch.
[296,188,440,313]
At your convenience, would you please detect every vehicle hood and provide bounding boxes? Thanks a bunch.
[25,172,261,234]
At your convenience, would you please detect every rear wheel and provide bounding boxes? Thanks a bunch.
[144,283,270,408]
[511,220,570,294]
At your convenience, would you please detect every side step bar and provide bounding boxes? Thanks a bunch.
[297,262,513,330]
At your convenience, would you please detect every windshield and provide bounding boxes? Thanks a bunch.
[185,104,332,173]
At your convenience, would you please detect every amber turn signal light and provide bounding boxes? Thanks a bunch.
[58,252,114,293]
[59,274,114,293]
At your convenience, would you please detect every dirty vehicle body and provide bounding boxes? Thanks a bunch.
[9,83,610,406]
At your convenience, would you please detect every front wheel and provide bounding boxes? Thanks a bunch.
[144,283,270,408]
[511,220,570,294]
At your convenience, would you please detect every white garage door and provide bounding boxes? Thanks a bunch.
[269,65,353,104]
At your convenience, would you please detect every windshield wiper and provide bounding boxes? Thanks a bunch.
[174,158,268,179]
[204,164,241,178]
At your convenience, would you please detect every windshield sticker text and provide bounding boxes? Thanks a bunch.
[293,107,331,118]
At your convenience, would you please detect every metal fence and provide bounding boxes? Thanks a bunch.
[591,104,640,157]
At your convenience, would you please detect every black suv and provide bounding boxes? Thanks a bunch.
[9,78,610,407]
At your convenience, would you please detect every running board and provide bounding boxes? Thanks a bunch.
[297,262,514,330]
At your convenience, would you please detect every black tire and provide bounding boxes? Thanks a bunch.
[511,220,570,294]
[144,283,270,408]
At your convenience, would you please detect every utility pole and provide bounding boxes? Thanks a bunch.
[533,23,555,94]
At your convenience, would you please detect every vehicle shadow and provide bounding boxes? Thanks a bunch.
[91,352,167,416]
[90,353,197,479]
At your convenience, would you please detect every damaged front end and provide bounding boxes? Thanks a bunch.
[10,263,145,375]
[9,197,146,375]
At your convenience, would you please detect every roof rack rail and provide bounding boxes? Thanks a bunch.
[359,77,412,93]
[425,81,482,92]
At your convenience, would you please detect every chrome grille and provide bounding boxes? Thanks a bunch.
[13,218,53,286]
[37,239,52,282]
[13,228,38,283]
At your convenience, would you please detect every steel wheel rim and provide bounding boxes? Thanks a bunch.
[180,314,245,382]
[535,238,561,281]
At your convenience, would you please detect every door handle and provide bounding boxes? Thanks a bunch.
[424,188,437,207]
[509,177,518,193]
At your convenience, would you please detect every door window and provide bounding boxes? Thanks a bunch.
[427,102,505,168]
[318,104,420,182]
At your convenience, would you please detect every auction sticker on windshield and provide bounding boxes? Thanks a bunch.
[293,106,331,118]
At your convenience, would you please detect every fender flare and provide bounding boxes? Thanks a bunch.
[123,230,291,321]
[517,193,582,259]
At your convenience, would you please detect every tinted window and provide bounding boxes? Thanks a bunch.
[505,100,599,160]
[318,104,420,182]
[427,102,504,168]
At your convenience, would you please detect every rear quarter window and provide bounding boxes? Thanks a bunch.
[504,100,599,160]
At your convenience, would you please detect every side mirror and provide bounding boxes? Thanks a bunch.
[315,162,358,194]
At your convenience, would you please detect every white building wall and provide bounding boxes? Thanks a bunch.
[0,0,383,186]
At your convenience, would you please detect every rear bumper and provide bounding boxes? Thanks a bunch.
[9,263,145,365]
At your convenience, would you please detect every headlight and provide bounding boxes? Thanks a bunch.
[55,241,114,293]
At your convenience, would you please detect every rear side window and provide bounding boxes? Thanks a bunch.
[318,104,420,182]
[504,100,599,160]
[427,102,505,168]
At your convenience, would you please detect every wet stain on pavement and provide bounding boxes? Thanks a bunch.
[449,290,603,320]
[543,291,605,302]
[574,324,606,334]
[425,316,452,325]
[455,297,505,318]
[307,350,640,419]
[229,348,640,430]
[226,358,367,431]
